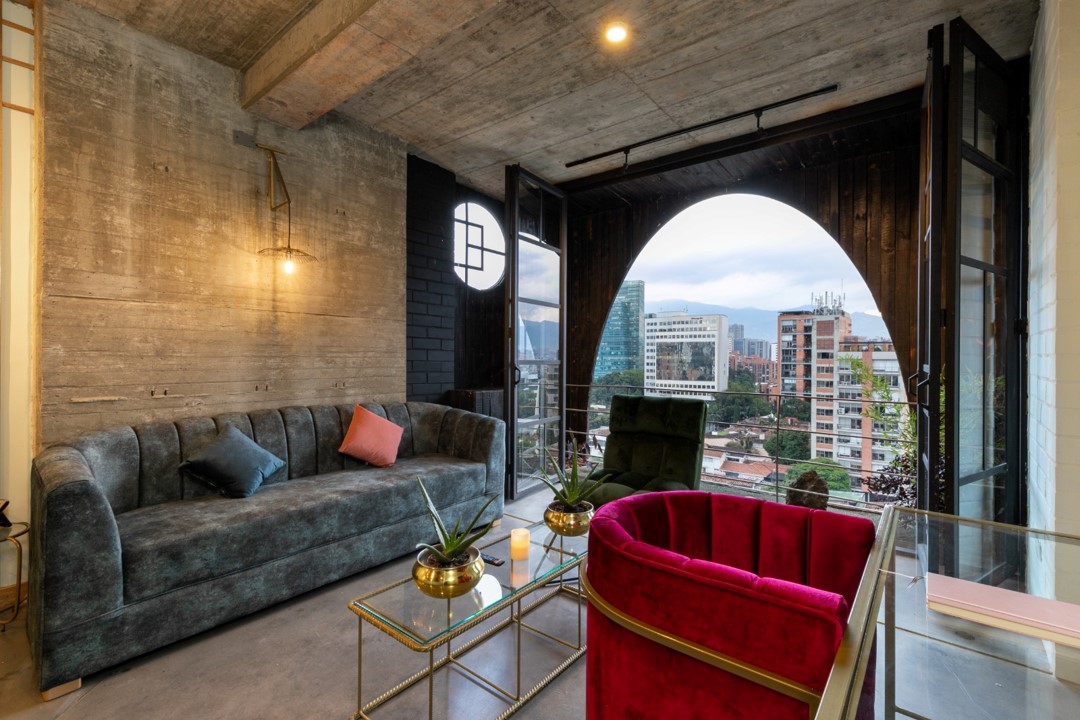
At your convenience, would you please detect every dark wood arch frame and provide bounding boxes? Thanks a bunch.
[566,143,921,430]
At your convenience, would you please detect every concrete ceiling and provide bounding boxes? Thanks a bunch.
[69,0,1039,198]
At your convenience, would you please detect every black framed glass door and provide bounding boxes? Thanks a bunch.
[504,166,567,499]
[944,17,1024,533]
[918,17,1027,581]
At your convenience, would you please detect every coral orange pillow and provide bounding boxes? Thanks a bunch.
[339,405,403,467]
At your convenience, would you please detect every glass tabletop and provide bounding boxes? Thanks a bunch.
[350,521,587,651]
[822,507,1080,719]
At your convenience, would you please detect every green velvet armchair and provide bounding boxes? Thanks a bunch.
[589,395,707,506]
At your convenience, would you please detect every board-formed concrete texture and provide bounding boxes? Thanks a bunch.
[39,1,407,445]
[63,0,1038,197]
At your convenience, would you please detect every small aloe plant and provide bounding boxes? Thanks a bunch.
[542,440,607,511]
[416,477,497,566]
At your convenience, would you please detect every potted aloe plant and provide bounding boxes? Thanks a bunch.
[412,478,497,598]
[541,440,607,536]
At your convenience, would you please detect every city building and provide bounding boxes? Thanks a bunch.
[729,323,772,360]
[743,338,773,360]
[592,280,645,379]
[777,293,852,398]
[777,294,903,490]
[728,323,744,354]
[836,339,905,483]
[645,311,729,399]
[729,351,778,388]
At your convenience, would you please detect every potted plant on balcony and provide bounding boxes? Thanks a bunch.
[541,441,608,537]
[412,478,497,598]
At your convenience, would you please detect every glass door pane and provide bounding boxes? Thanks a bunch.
[505,166,566,498]
[937,18,1024,581]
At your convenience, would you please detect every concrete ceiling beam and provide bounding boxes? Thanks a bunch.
[241,0,501,130]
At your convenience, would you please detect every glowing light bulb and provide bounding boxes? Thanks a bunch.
[604,22,628,43]
[283,258,295,275]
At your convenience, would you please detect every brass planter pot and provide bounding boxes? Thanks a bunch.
[544,501,594,537]
[412,546,485,599]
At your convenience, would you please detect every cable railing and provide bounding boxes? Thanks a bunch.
[564,382,916,518]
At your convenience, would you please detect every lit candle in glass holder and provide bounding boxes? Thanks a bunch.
[510,528,530,561]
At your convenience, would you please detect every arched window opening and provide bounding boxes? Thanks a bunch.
[587,194,909,509]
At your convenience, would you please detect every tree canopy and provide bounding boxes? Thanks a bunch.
[763,430,810,462]
[779,397,811,422]
[708,368,771,424]
[589,369,644,428]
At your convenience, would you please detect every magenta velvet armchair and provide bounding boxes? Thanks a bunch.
[583,491,877,719]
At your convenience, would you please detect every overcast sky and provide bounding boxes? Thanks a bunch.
[626,194,881,315]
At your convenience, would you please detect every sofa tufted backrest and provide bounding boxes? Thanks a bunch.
[63,402,458,515]
[591,490,876,610]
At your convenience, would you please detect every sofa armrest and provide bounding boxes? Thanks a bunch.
[30,446,124,635]
[470,414,507,498]
[445,410,506,498]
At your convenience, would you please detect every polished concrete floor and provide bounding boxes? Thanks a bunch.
[5,491,1080,719]
[0,491,585,720]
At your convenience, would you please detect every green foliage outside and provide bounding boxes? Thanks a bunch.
[843,356,907,441]
[779,397,811,422]
[785,459,851,491]
[763,430,810,462]
[588,369,644,429]
[843,355,925,506]
[708,368,771,424]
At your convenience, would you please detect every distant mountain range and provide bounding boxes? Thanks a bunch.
[644,300,890,342]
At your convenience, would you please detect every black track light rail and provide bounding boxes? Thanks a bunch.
[565,83,839,170]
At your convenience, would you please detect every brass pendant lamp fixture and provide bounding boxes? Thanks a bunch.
[256,144,317,274]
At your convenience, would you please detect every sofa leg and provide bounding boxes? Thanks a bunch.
[491,518,502,528]
[41,678,81,701]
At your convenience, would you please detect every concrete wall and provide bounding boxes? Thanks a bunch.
[1029,0,1080,681]
[38,0,407,446]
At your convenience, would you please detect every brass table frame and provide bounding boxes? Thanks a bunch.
[0,521,29,631]
[350,535,586,720]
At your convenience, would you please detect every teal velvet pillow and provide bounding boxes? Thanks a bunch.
[179,426,285,498]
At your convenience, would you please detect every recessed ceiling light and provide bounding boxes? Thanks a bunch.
[604,22,628,44]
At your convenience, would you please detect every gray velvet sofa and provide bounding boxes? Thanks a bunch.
[28,401,505,695]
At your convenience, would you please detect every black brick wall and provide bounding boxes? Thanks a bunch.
[406,155,457,402]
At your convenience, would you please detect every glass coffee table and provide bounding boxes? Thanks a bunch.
[349,521,588,719]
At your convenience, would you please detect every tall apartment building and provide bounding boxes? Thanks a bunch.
[835,339,904,484]
[593,280,645,380]
[729,324,772,361]
[778,295,850,481]
[728,323,744,353]
[645,311,729,399]
[729,352,778,388]
[777,293,902,491]
[743,338,773,360]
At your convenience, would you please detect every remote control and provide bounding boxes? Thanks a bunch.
[480,552,504,566]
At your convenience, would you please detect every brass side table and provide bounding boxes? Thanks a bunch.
[1,521,29,631]
[350,523,587,719]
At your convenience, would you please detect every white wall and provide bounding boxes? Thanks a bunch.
[1028,0,1080,680]
[0,0,36,587]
